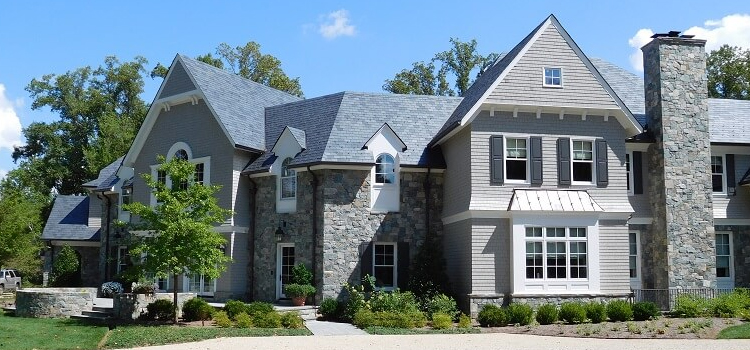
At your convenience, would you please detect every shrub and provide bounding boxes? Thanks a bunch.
[131,282,155,294]
[246,301,274,315]
[508,303,534,326]
[407,310,428,328]
[342,282,368,322]
[711,291,750,317]
[281,312,304,329]
[319,297,342,320]
[353,309,376,328]
[146,299,175,321]
[377,311,425,328]
[291,263,313,285]
[213,310,233,328]
[671,294,709,318]
[182,297,213,322]
[432,312,453,329]
[252,310,282,328]
[535,303,559,325]
[235,312,253,328]
[224,300,250,320]
[426,294,459,320]
[285,283,316,298]
[585,302,607,324]
[632,301,660,321]
[606,300,633,322]
[458,313,472,328]
[51,245,80,287]
[477,304,508,327]
[559,302,587,324]
[370,290,420,313]
[100,282,123,297]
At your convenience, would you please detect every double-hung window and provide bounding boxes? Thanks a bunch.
[280,158,296,199]
[194,163,205,185]
[572,140,594,183]
[373,243,396,289]
[711,155,725,193]
[525,227,587,280]
[543,67,562,87]
[505,138,528,182]
[715,233,732,279]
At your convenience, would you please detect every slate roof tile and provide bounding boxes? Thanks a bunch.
[41,195,100,241]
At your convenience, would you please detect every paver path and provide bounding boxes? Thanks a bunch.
[126,333,750,350]
[304,320,367,336]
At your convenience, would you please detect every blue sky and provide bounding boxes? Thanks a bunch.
[0,1,749,180]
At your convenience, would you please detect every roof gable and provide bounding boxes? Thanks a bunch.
[363,123,407,152]
[271,126,306,154]
[82,156,123,191]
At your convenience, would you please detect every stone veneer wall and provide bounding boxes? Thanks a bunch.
[642,36,715,289]
[15,288,97,318]
[715,225,750,288]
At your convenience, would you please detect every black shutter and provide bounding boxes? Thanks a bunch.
[490,135,504,184]
[633,151,643,195]
[557,138,571,185]
[530,136,543,185]
[727,154,736,191]
[397,242,410,290]
[360,242,373,282]
[596,139,609,187]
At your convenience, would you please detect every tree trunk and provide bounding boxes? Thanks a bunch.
[173,274,178,324]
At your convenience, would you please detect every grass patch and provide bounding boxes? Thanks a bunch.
[0,312,107,350]
[718,322,750,339]
[365,326,480,335]
[103,325,310,348]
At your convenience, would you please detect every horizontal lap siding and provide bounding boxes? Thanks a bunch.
[487,24,618,110]
[471,111,631,213]
[628,149,652,218]
[714,154,750,219]
[444,220,472,297]
[471,218,510,294]
[442,127,472,217]
[599,221,630,293]
[158,61,196,99]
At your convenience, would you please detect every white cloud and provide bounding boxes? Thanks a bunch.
[0,169,6,180]
[627,14,750,72]
[0,84,23,152]
[319,9,356,40]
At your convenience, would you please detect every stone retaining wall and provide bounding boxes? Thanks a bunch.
[113,292,197,320]
[15,288,97,318]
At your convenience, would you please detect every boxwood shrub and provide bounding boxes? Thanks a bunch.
[606,300,633,322]
[477,304,508,327]
[559,302,587,324]
[535,303,559,325]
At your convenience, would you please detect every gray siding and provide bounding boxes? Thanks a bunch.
[470,110,632,213]
[158,61,196,99]
[232,150,255,228]
[487,23,619,110]
[628,148,652,218]
[443,219,472,299]
[471,218,510,294]
[599,220,630,293]
[442,127,472,217]
[88,196,102,228]
[714,154,750,219]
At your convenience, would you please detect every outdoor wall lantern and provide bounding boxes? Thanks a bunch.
[728,186,737,196]
[275,221,286,242]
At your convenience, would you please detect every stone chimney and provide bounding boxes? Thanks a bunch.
[642,33,715,289]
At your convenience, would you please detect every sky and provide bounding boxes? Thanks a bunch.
[1,1,749,180]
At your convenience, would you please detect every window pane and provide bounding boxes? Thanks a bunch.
[506,160,527,180]
[629,256,637,278]
[374,266,394,287]
[525,227,542,237]
[526,242,543,279]
[546,242,566,279]
[375,154,395,184]
[573,162,593,182]
[570,227,586,238]
[712,175,723,192]
[546,227,565,238]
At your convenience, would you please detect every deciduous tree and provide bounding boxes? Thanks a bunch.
[707,45,750,100]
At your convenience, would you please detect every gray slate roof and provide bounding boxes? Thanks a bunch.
[245,92,462,172]
[179,55,302,151]
[82,156,123,191]
[41,195,100,241]
[591,58,750,144]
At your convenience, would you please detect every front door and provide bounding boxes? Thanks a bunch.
[276,243,295,299]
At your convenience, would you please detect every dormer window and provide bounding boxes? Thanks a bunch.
[375,154,396,184]
[174,149,188,160]
[543,67,562,87]
[280,158,296,199]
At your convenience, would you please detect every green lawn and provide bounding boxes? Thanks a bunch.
[0,311,310,350]
[365,326,480,335]
[718,322,750,339]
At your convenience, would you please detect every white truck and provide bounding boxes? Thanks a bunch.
[0,269,21,294]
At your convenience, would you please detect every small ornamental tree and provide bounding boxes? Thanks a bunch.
[124,156,232,323]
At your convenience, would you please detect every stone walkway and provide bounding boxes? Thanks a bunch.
[304,320,367,336]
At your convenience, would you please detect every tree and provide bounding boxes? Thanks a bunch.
[124,156,232,323]
[384,38,498,96]
[14,56,149,195]
[707,45,750,100]
[51,244,80,287]
[0,178,46,281]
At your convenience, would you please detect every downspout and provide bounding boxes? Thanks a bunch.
[307,166,319,305]
[98,194,112,281]
[248,177,258,301]
[423,167,432,238]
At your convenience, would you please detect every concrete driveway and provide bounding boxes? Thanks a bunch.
[127,333,750,350]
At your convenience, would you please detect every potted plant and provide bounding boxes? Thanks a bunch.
[286,263,315,306]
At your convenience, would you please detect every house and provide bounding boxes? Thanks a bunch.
[41,14,750,315]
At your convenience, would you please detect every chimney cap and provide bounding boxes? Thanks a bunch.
[651,31,695,39]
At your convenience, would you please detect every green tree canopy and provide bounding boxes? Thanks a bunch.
[0,175,47,279]
[707,45,750,100]
[124,156,232,323]
[384,38,498,96]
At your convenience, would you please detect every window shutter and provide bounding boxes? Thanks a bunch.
[557,138,571,185]
[727,154,736,189]
[595,140,609,187]
[633,151,643,194]
[360,242,373,281]
[530,136,543,185]
[397,242,410,289]
[490,136,504,184]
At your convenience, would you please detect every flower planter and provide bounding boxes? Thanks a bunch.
[292,296,306,306]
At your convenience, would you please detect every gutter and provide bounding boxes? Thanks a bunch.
[307,165,319,305]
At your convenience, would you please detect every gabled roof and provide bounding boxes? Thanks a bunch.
[431,14,642,146]
[244,92,462,173]
[363,123,407,152]
[41,195,100,241]
[271,126,307,152]
[82,156,123,191]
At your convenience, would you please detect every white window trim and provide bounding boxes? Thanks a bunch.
[629,231,642,290]
[510,213,600,294]
[711,154,727,195]
[117,246,129,274]
[524,227,588,280]
[149,156,211,207]
[571,138,597,186]
[373,242,398,291]
[373,153,397,187]
[626,151,634,196]
[279,157,297,200]
[504,135,531,184]
[370,152,400,213]
[183,272,217,297]
[715,231,734,289]
[542,67,563,88]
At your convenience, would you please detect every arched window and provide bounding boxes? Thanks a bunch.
[280,158,296,199]
[375,154,395,184]
[174,149,189,161]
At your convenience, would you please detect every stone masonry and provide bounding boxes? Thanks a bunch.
[642,36,715,289]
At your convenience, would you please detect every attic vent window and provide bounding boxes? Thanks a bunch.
[543,68,562,87]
